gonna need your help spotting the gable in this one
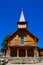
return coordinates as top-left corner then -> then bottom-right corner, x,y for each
7,29 -> 38,46
6,29 -> 39,43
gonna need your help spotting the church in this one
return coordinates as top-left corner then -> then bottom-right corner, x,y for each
3,10 -> 43,57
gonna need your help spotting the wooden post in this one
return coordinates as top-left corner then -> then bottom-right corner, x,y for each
25,49 -> 28,57
34,49 -> 36,57
34,49 -> 37,57
17,49 -> 19,57
7,47 -> 10,57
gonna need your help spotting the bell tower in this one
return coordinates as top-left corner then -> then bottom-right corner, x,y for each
17,10 -> 27,29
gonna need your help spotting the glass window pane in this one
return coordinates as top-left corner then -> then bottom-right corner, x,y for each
21,35 -> 24,44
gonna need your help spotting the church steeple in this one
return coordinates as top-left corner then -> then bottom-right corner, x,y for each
19,10 -> 25,22
17,10 -> 27,29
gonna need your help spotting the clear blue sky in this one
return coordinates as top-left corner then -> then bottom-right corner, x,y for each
0,0 -> 43,49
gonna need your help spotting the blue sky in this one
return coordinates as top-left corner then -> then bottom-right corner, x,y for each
0,0 -> 43,49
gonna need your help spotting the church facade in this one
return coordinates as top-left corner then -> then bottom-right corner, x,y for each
5,11 -> 43,57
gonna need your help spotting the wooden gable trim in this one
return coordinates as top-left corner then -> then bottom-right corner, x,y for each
6,29 -> 39,42
26,30 -> 39,42
6,30 -> 18,41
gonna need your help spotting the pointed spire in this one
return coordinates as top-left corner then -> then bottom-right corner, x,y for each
19,10 -> 25,22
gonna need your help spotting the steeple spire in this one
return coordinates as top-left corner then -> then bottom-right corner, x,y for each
17,10 -> 27,29
19,10 -> 25,22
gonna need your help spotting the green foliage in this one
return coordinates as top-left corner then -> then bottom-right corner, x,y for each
2,40 -> 8,49
0,49 -> 1,52
12,62 -> 21,64
2,62 -> 6,65
1,35 -> 10,56
2,35 -> 10,49
4,35 -> 10,40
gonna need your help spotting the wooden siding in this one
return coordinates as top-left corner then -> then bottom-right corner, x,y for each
8,34 -> 36,46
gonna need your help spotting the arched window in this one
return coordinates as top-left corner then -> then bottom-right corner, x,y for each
21,35 -> 24,44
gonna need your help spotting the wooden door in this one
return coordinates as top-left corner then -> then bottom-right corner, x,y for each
19,49 -> 25,57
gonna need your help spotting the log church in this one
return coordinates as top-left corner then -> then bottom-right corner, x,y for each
3,10 -> 43,57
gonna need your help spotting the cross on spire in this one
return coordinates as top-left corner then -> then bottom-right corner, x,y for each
19,10 -> 25,22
